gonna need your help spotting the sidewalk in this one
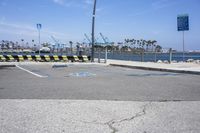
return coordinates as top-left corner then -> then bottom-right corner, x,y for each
107,59 -> 200,75
1,100 -> 200,133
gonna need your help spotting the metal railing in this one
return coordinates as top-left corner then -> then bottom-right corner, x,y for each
93,48 -> 200,63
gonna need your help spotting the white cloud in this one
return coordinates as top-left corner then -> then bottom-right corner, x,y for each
129,0 -> 177,17
96,7 -> 103,12
84,0 -> 93,5
152,0 -> 176,10
102,22 -> 113,26
0,22 -> 69,42
129,9 -> 151,17
53,0 -> 65,5
152,31 -> 161,35
52,0 -> 94,8
0,16 -> 6,24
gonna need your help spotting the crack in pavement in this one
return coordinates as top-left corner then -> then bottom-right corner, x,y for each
105,120 -> 119,133
105,103 -> 150,133
79,102 -> 151,133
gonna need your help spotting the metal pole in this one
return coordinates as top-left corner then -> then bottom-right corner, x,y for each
154,51 -> 157,63
141,50 -> 144,62
182,31 -> 185,62
169,48 -> 172,64
98,48 -> 100,63
91,0 -> 97,62
39,29 -> 41,55
105,47 -> 107,63
70,43 -> 72,55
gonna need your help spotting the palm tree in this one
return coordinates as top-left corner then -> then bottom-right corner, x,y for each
6,42 -> 9,49
121,46 -> 129,52
26,42 -> 28,49
136,40 -> 139,45
21,39 -> 24,50
151,40 -> 157,52
146,40 -> 152,52
155,45 -> 162,52
1,40 -> 5,50
140,40 -> 146,51
16,41 -> 20,50
133,40 -> 136,48
131,39 -> 135,49
69,41 -> 73,55
11,42 -> 14,50
124,39 -> 129,44
31,40 -> 34,51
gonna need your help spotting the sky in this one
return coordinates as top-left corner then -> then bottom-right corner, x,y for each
0,0 -> 200,50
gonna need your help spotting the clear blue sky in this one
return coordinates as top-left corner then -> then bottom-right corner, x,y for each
0,0 -> 200,50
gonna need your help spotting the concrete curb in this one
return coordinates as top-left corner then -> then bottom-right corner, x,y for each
110,64 -> 200,75
0,65 -> 16,68
0,62 -> 108,66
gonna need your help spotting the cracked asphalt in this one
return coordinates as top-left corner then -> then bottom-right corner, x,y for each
1,100 -> 200,133
0,64 -> 200,133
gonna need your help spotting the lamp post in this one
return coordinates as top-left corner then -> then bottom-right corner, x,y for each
21,39 -> 24,51
91,0 -> 97,62
36,24 -> 42,55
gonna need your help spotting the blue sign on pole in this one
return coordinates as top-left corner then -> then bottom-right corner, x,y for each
177,14 -> 189,31
36,24 -> 42,30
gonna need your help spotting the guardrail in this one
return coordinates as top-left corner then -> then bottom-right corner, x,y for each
0,55 -> 90,62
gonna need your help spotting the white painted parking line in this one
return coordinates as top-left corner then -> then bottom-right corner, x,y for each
16,65 -> 48,78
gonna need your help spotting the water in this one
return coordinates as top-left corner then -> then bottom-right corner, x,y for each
95,52 -> 200,62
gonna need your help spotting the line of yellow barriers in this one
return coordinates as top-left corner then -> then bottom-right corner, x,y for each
0,55 -> 90,62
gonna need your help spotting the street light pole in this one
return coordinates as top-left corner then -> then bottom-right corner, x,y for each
182,31 -> 185,61
91,0 -> 97,62
38,27 -> 41,55
36,24 -> 42,55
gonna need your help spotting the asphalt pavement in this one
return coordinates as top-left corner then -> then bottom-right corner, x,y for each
0,64 -> 200,101
1,63 -> 200,133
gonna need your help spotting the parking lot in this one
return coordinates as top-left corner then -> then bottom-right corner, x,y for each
0,64 -> 200,101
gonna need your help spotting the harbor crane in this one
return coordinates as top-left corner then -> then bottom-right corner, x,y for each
84,33 -> 99,46
51,36 -> 67,54
99,32 -> 108,44
84,34 -> 92,46
51,36 -> 60,49
51,36 -> 66,49
99,33 -> 114,45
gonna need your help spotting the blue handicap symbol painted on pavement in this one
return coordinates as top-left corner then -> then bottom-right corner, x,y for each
69,72 -> 96,77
